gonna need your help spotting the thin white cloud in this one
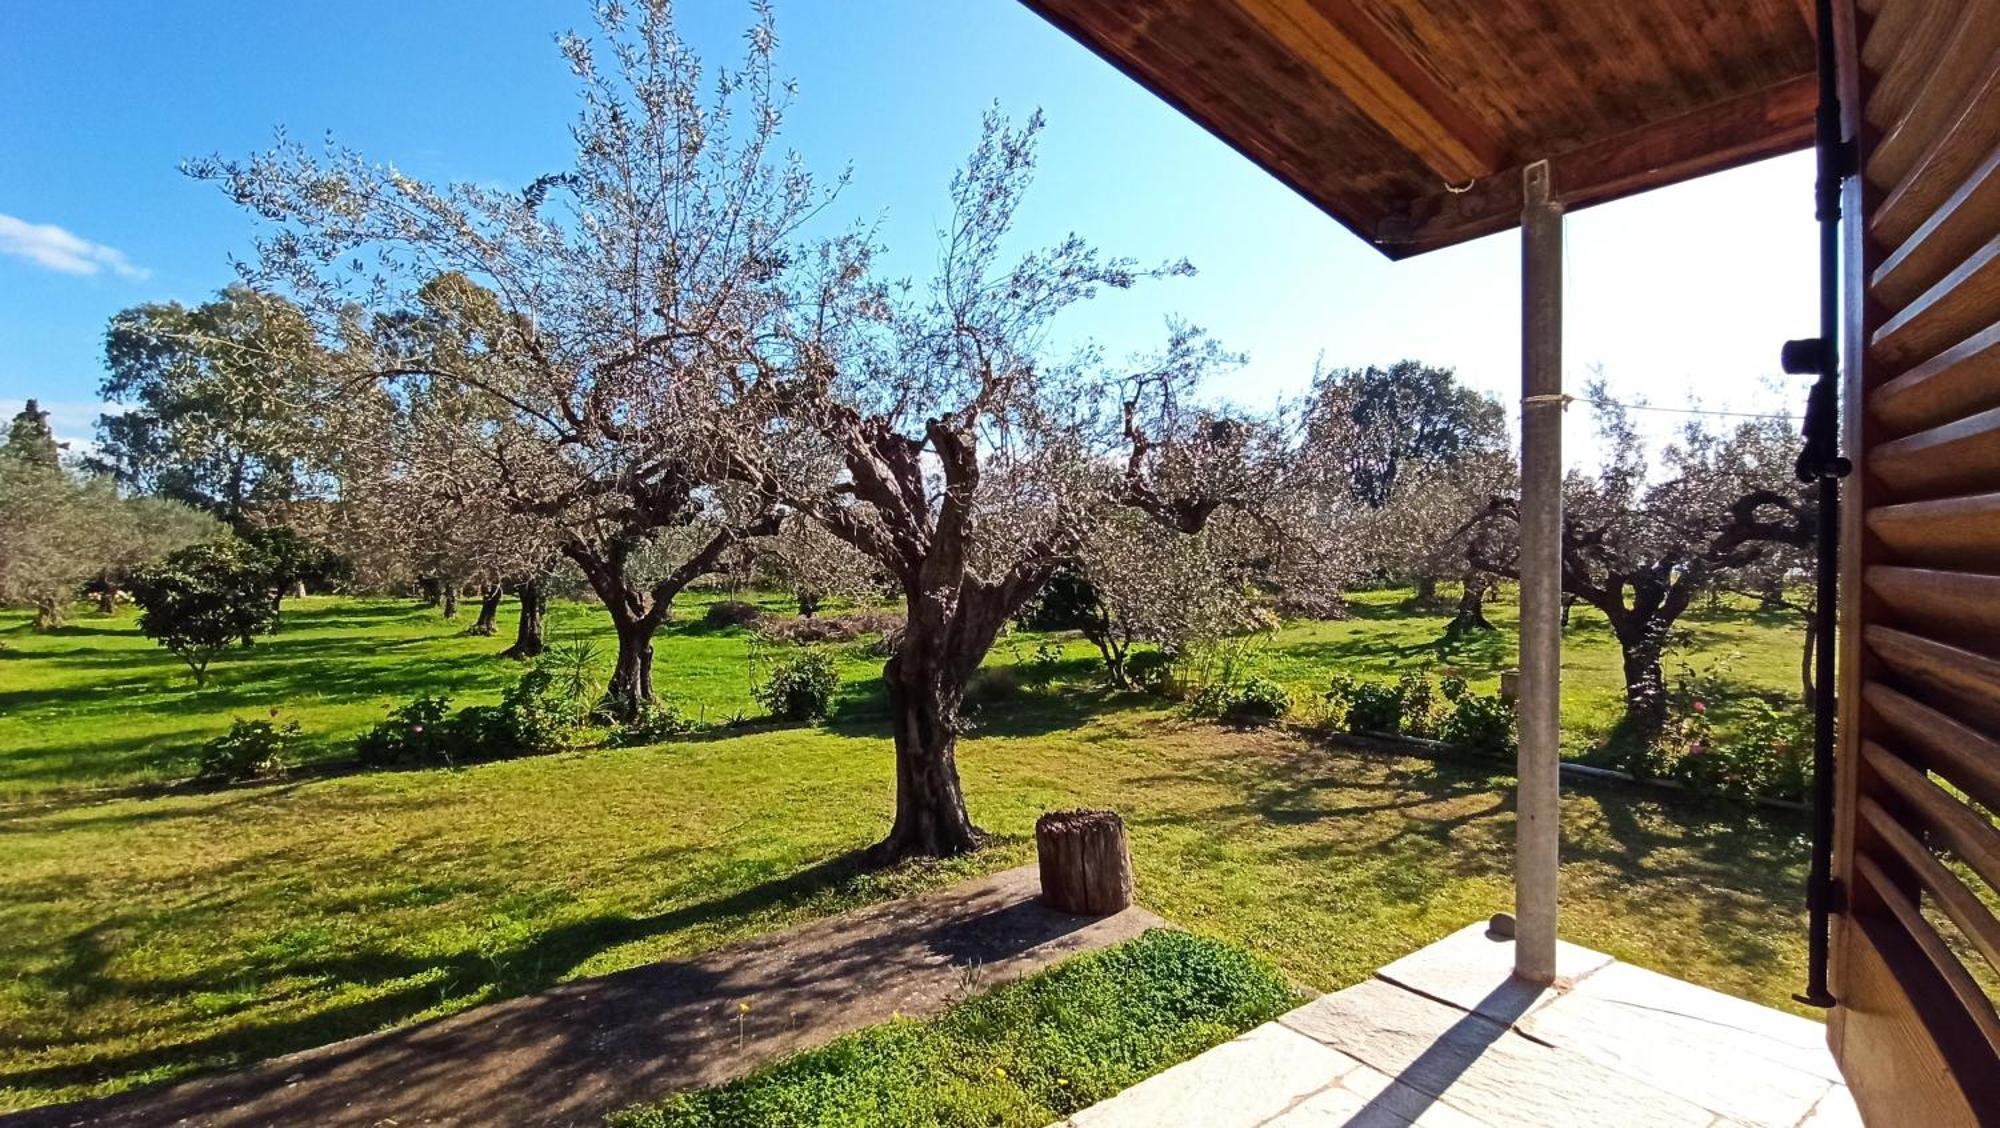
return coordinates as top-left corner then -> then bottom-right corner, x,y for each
0,213 -> 149,280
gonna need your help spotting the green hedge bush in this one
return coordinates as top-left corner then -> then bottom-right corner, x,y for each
608,929 -> 1297,1128
756,648 -> 840,722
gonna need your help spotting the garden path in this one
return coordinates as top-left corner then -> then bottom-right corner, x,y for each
7,865 -> 1161,1128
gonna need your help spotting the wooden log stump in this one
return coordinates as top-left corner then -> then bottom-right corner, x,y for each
1035,808 -> 1133,915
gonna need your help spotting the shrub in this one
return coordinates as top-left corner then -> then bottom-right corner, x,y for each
1661,695 -> 1812,803
1344,679 -> 1404,733
1125,648 -> 1171,692
1025,639 -> 1065,687
1227,676 -> 1291,722
1440,692 -> 1516,760
703,600 -> 765,629
607,701 -> 694,747
756,648 -> 840,722
196,717 -> 299,782
1396,670 -> 1444,738
129,538 -> 277,686
1189,676 -> 1291,723
356,693 -> 457,768
498,666 -> 589,755
1321,673 -> 1357,730
607,929 -> 1296,1128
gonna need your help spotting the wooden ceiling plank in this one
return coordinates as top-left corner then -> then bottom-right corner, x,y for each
1021,0 -> 1405,247
1389,74 -> 1816,254
1232,0 -> 1508,183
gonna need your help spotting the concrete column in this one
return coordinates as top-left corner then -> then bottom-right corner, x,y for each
1515,159 -> 1563,984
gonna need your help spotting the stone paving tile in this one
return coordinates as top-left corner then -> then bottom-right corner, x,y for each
1796,1084 -> 1863,1128
1520,973 -> 1835,1127
1373,921 -> 1613,1026
1266,1057 -> 1489,1127
1279,979 -> 1720,1127
1054,924 -> 1856,1128
1523,960 -> 1842,1084
1062,1023 -> 1358,1128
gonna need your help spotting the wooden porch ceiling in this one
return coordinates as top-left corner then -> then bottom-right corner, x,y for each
1022,0 -> 1820,258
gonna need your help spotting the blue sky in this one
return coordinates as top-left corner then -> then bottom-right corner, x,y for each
1,1 -> 1817,465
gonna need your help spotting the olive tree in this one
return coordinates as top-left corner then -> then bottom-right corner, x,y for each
707,116 -> 1316,860
0,412 -> 218,629
188,2 -> 819,716
1466,388 -> 1811,731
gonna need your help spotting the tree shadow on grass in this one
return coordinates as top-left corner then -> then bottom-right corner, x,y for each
0,847 -> 910,1102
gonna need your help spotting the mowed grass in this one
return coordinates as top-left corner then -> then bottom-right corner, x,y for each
0,592 -> 890,800
0,586 -> 1808,800
0,591 -> 1817,1113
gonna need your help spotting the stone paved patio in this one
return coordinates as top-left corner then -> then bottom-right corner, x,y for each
1057,921 -> 1860,1128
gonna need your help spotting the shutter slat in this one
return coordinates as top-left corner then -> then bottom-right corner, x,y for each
1867,0 -> 2000,190
1871,58 -> 2000,251
1867,490 -> 2000,567
1863,680 -> 2000,814
1871,402 -> 2000,497
1865,626 -> 2000,734
1853,852 -> 2000,1053
1869,321 -> 2000,436
1867,0 -> 1968,135
1867,566 -> 2000,642
1863,0 -> 1933,70
1870,234 -> 2000,369
1860,797 -> 2000,981
1862,741 -> 2000,893
1872,140 -> 2000,309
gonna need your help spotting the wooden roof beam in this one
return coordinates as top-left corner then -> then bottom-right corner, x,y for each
1234,0 -> 1508,184
1381,74 -> 1818,257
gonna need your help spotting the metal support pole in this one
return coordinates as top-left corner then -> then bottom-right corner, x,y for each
1516,159 -> 1563,984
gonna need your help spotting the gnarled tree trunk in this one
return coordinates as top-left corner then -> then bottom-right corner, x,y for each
873,651 -> 984,861
868,580 -> 1025,863
568,522 -> 764,722
502,578 -> 547,660
1442,572 -> 1494,638
606,614 -> 658,714
466,585 -> 504,635
1612,615 -> 1671,734
441,585 -> 459,620
1411,574 -> 1443,609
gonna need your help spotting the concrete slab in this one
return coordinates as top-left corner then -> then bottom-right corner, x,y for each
1064,1023 -> 1357,1128
1373,921 -> 1612,1025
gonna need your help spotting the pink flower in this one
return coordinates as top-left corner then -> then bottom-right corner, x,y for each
1691,701 -> 1706,713
1687,743 -> 1705,757
412,724 -> 424,733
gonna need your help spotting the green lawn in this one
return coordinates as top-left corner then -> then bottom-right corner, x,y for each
0,591 -> 1818,1114
0,586 -> 1808,801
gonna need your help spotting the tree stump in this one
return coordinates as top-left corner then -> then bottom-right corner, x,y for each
1035,808 -> 1134,915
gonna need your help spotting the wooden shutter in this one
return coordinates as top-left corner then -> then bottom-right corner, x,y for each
1831,0 -> 2000,1121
